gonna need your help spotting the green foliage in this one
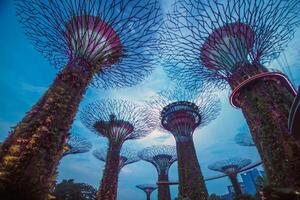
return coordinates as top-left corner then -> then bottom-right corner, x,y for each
54,179 -> 97,200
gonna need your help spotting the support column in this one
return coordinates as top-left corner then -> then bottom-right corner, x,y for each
228,174 -> 242,196
0,58 -> 94,200
158,173 -> 171,200
175,136 -> 208,200
233,66 -> 300,188
97,142 -> 121,200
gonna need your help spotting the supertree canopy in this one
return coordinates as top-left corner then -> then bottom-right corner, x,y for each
63,135 -> 92,157
234,132 -> 255,147
136,184 -> 158,200
161,0 -> 300,188
93,147 -> 140,172
138,145 -> 177,200
147,89 -> 221,199
81,99 -> 155,200
208,157 -> 252,196
0,0 -> 161,199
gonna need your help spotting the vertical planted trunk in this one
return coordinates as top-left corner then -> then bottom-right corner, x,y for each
146,193 -> 151,200
228,174 -> 242,196
234,67 -> 300,188
98,142 -> 121,200
175,136 -> 208,200
0,58 -> 94,199
158,173 -> 171,200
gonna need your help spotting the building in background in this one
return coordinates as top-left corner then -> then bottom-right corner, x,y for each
259,170 -> 266,178
241,168 -> 262,195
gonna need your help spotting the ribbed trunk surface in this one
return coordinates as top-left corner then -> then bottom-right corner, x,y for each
232,65 -> 300,187
176,137 -> 208,200
158,173 -> 171,200
97,142 -> 121,200
0,58 -> 93,200
228,174 -> 242,196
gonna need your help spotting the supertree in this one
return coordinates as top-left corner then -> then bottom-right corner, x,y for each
147,89 -> 221,199
0,0 -> 161,198
93,147 -> 140,172
136,184 -> 158,200
161,0 -> 300,188
81,99 -> 156,200
208,157 -> 252,196
288,87 -> 300,138
138,145 -> 177,200
62,135 -> 92,157
234,132 -> 255,147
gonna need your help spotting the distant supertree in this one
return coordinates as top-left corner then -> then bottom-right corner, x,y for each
234,132 -> 255,147
81,99 -> 155,200
138,145 -> 177,200
0,0 -> 161,198
63,135 -> 92,157
93,147 -> 140,172
161,0 -> 300,188
136,184 -> 158,200
208,158 -> 252,196
147,89 -> 221,199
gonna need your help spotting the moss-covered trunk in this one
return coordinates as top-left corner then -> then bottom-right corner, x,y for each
228,174 -> 242,196
0,58 -> 94,200
97,142 -> 121,200
232,65 -> 300,188
176,136 -> 208,200
158,173 -> 171,200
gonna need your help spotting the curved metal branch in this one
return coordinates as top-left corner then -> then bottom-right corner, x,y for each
93,147 -> 140,170
208,157 -> 252,175
138,145 -> 177,175
160,0 -> 300,89
63,135 -> 92,157
80,99 -> 156,144
16,0 -> 162,88
136,184 -> 157,195
146,88 -> 221,136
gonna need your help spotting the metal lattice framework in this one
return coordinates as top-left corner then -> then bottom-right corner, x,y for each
161,0 -> 300,89
138,145 -> 177,176
147,89 -> 221,139
63,135 -> 92,157
93,147 -> 140,170
136,184 -> 157,198
235,132 -> 255,147
16,0 -> 162,89
80,99 -> 156,144
208,157 -> 252,176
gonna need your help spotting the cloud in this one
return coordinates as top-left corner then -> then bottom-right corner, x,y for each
20,82 -> 47,94
135,129 -> 175,146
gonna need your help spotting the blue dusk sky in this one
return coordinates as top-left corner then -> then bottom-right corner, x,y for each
1,0 -> 300,200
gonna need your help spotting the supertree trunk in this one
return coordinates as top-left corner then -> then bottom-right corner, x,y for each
233,65 -> 300,188
146,193 -> 151,200
158,173 -> 171,200
98,142 -> 121,200
0,58 -> 94,199
228,174 -> 242,196
175,136 -> 208,200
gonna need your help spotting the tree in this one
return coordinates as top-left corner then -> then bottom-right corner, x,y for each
161,0 -> 300,188
54,179 -> 97,200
